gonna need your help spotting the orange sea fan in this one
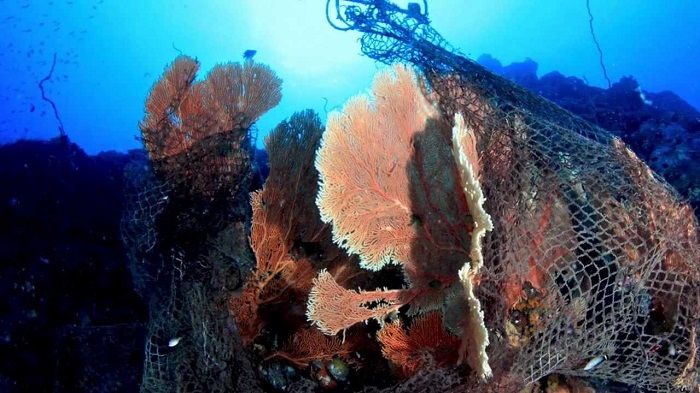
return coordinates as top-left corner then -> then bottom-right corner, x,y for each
204,60 -> 282,131
230,256 -> 316,345
139,56 -> 282,197
141,57 -> 282,160
265,327 -> 354,369
231,110 -> 346,343
377,311 -> 460,378
312,64 -> 473,324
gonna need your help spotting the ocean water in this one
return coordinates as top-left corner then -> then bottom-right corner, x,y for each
1,1 -> 698,392
1,0 -> 699,152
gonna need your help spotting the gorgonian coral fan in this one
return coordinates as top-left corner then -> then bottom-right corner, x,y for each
139,56 -> 281,197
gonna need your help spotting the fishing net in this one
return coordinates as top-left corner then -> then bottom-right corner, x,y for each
125,54 -> 279,392
324,1 -> 700,391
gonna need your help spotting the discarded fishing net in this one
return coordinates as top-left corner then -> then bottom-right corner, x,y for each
322,1 -> 700,391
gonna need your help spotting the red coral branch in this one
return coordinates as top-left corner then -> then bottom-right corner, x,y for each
265,328 -> 354,369
377,311 -> 460,378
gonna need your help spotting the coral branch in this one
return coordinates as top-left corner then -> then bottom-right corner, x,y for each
451,112 -> 493,379
38,53 -> 66,139
265,328 -> 353,369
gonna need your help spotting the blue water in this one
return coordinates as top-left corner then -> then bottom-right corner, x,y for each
1,0 -> 698,154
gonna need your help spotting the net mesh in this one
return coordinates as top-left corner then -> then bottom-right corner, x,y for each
120,153 -> 171,300
124,53 -> 273,392
326,1 -> 700,391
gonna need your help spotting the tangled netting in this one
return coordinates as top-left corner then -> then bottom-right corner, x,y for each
121,54 -> 281,392
326,1 -> 700,391
120,156 -> 255,392
139,56 -> 278,201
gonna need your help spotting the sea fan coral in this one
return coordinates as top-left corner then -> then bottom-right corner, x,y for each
312,64 -> 471,316
308,64 -> 495,379
377,311 -> 460,378
139,56 -> 281,197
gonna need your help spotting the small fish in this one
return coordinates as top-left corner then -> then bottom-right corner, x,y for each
668,343 -> 677,356
243,49 -> 257,60
168,337 -> 181,347
582,355 -> 607,371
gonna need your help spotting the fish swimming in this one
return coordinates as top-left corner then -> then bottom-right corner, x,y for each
243,49 -> 257,60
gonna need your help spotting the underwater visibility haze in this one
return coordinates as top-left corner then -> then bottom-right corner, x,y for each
1,1 -> 699,392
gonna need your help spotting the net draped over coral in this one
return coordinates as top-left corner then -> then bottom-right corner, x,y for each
313,1 -> 700,391
125,55 -> 282,392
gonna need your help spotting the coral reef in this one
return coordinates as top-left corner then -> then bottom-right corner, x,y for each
3,10 -> 700,391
